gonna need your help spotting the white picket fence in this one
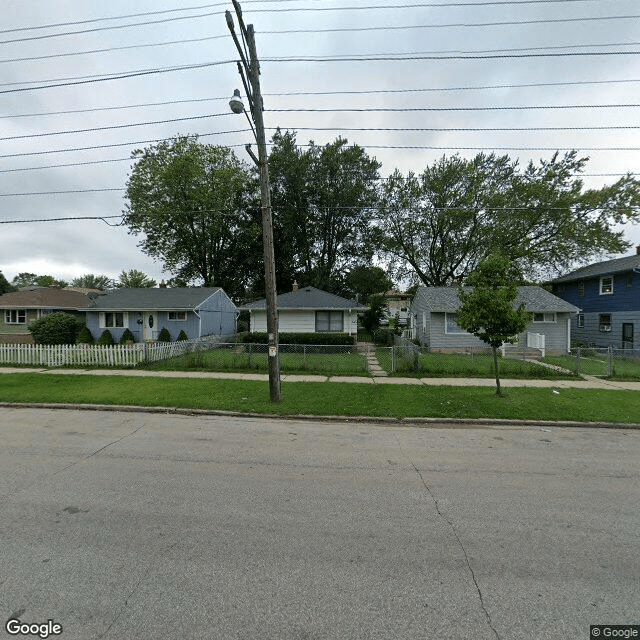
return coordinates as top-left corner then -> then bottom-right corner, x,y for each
0,337 -> 223,368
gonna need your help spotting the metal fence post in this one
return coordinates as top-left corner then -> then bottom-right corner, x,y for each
608,346 -> 613,377
576,347 -> 581,375
391,346 -> 396,372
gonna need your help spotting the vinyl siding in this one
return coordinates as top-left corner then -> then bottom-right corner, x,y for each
573,311 -> 640,348
250,309 -> 358,335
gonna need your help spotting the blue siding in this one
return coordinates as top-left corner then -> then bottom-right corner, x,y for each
553,271 -> 638,313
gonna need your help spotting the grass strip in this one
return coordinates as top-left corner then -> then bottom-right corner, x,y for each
1,373 -> 639,423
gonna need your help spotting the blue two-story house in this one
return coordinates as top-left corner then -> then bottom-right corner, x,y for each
550,248 -> 640,349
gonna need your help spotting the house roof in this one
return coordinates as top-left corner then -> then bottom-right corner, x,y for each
551,252 -> 640,283
86,287 -> 228,311
242,286 -> 368,311
0,288 -> 92,309
414,286 -> 579,313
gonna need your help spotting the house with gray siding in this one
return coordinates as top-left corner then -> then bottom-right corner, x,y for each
84,287 -> 237,343
241,283 -> 367,335
550,249 -> 640,348
409,286 -> 579,354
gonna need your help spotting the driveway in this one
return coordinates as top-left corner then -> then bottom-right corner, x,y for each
0,408 -> 638,640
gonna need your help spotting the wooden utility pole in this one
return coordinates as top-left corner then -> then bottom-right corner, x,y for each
227,1 -> 281,402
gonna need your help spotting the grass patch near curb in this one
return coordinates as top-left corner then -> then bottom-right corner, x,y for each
1,373 -> 639,423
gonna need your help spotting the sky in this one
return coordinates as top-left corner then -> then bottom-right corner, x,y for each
1,0 -> 639,287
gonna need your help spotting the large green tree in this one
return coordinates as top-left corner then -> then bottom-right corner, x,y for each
0,271 -> 16,294
11,273 -> 68,289
269,130 -> 381,293
71,274 -> 112,290
456,254 -> 532,396
123,136 -> 262,301
374,151 -> 640,285
116,269 -> 157,288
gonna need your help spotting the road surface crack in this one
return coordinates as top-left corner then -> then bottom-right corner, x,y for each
395,435 -> 500,640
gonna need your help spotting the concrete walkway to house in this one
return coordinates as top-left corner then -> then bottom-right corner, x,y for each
2,367 -> 640,391
356,341 -> 387,377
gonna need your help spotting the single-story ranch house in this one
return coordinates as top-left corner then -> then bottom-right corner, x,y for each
85,287 -> 237,342
0,287 -> 96,344
241,283 -> 367,335
409,286 -> 579,354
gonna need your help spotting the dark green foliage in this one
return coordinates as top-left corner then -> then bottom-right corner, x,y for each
344,265 -> 393,304
375,151 -> 640,284
119,328 -> 135,344
71,274 -> 112,290
372,328 -> 396,346
76,326 -> 94,344
0,271 -> 16,294
27,312 -> 84,345
361,295 -> 386,334
176,330 -> 189,341
116,269 -> 157,288
97,330 -> 114,346
157,327 -> 171,342
123,136 -> 261,300
241,332 -> 355,346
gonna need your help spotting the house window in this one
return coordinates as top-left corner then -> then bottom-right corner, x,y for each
38,309 -> 55,318
577,314 -> 584,328
444,313 -> 469,334
599,314 -> 612,333
4,309 -> 26,324
168,311 -> 187,321
315,310 -> 343,332
578,281 -> 585,297
599,276 -> 613,295
533,312 -> 556,323
102,312 -> 126,328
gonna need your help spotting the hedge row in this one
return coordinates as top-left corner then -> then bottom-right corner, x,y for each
240,332 -> 356,346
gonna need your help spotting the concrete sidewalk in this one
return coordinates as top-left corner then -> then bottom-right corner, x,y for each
2,367 -> 640,391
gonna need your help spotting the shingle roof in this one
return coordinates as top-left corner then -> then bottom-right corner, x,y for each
242,286 -> 368,310
551,253 -> 640,283
0,288 -> 92,309
415,286 -> 579,313
87,287 -> 225,310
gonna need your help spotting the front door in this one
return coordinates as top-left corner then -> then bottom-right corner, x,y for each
622,323 -> 634,349
143,312 -> 157,341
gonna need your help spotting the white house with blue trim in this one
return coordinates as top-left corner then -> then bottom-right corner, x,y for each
84,287 -> 237,342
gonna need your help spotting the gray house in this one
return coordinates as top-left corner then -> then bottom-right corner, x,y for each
409,286 -> 579,355
85,287 -> 237,343
241,283 -> 367,335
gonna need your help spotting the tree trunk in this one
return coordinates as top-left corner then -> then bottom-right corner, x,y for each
492,345 -> 503,396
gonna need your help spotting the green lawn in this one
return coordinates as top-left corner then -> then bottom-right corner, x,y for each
376,348 -> 577,380
1,372 -> 639,424
141,346 -> 369,376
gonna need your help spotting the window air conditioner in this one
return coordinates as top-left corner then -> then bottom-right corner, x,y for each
599,324 -> 612,332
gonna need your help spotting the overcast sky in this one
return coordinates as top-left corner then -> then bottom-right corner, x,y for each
1,0 -> 639,286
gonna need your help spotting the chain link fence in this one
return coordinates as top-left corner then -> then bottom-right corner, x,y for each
543,347 -> 640,379
144,342 -> 368,376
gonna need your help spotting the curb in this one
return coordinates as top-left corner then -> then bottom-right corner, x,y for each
1,402 -> 638,430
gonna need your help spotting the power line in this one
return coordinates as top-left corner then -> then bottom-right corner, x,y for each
0,215 -> 123,224
267,104 -> 640,112
3,78 -> 640,120
0,189 -> 124,197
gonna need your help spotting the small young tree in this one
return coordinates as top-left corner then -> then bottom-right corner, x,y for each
361,294 -> 386,335
456,254 -> 532,396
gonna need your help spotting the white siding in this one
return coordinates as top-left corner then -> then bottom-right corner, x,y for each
250,309 -> 359,334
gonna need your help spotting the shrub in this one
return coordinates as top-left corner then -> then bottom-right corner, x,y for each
240,332 -> 355,346
97,329 -> 114,345
157,327 -> 171,342
176,330 -> 189,341
372,328 -> 396,346
76,326 -> 94,344
119,328 -> 135,344
28,312 -> 84,345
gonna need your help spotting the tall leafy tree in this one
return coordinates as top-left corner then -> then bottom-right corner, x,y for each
11,273 -> 68,289
375,151 -> 640,284
71,274 -> 112,290
269,130 -> 381,293
344,265 -> 393,304
456,254 -> 532,396
0,271 -> 15,294
116,269 -> 157,288
123,136 -> 262,301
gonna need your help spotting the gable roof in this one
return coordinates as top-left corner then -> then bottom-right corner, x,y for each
86,287 -> 229,311
242,286 -> 368,311
551,252 -> 640,283
0,288 -> 92,309
413,286 -> 579,313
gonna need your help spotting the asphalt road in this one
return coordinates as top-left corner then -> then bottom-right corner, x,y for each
0,408 -> 638,640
